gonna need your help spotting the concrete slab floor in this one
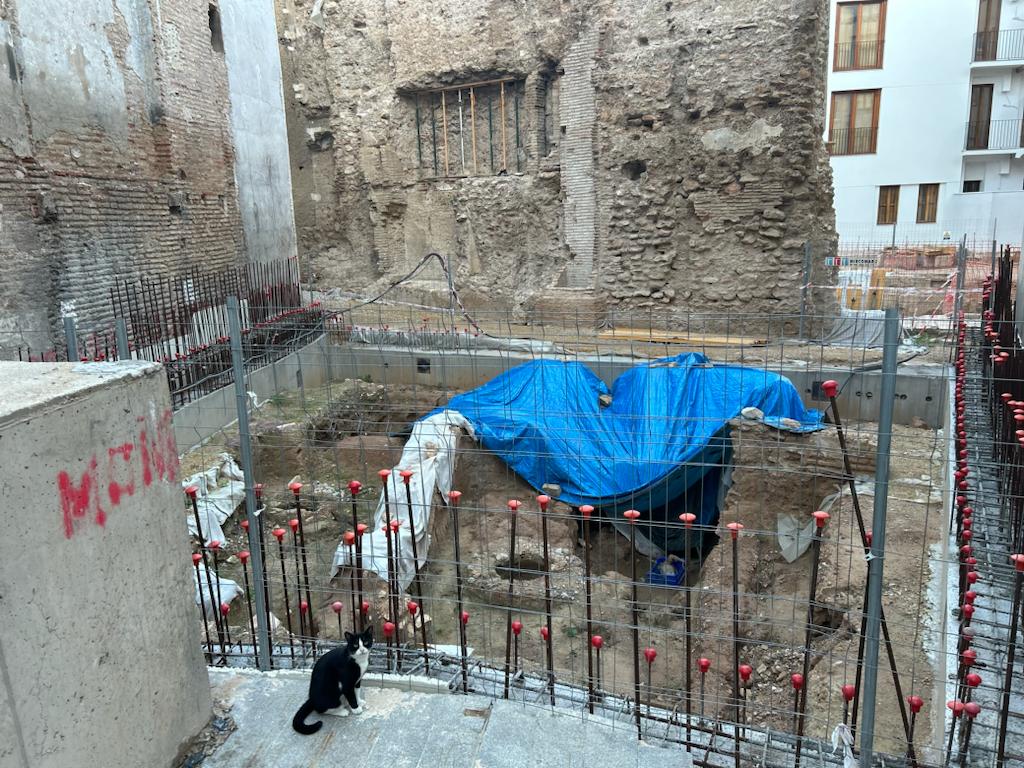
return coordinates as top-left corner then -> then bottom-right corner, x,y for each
203,668 -> 688,768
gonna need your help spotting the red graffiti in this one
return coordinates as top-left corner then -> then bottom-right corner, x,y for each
58,409 -> 179,539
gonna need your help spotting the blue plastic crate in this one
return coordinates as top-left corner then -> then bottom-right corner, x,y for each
646,556 -> 685,587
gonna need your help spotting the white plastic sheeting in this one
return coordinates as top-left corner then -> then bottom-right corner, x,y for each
192,565 -> 242,614
182,453 -> 247,545
331,410 -> 472,591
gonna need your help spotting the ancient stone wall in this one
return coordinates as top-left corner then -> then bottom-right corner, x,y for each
0,0 -> 295,352
278,0 -> 837,328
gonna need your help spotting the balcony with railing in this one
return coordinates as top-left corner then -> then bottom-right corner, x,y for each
833,39 -> 884,70
828,126 -> 878,156
964,119 -> 1024,152
973,28 -> 1024,63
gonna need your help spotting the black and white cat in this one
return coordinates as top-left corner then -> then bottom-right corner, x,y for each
292,626 -> 373,735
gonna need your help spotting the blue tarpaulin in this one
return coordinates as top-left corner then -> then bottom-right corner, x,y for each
440,353 -> 823,553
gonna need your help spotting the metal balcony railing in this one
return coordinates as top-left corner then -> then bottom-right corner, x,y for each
834,39 -> 884,70
828,126 -> 878,156
973,29 -> 1024,62
965,119 -> 1024,151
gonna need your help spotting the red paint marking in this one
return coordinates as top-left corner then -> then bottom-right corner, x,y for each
58,457 -> 103,539
107,443 -> 136,506
58,408 -> 180,539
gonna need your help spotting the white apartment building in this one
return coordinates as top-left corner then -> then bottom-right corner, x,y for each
826,0 -> 1024,248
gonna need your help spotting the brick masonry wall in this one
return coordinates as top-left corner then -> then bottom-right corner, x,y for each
0,0 -> 244,352
277,0 -> 838,330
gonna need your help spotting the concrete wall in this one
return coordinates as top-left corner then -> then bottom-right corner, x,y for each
0,361 -> 210,768
173,334 -> 328,451
277,0 -> 838,328
220,0 -> 299,265
0,0 -> 298,353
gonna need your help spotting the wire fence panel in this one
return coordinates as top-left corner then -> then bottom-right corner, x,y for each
15,243 -> 1024,766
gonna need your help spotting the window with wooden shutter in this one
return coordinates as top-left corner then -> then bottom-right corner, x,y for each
916,184 -> 939,223
876,185 -> 899,225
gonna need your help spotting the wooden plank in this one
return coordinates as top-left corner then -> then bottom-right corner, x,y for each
598,328 -> 767,346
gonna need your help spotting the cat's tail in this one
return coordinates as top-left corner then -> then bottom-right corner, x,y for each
291,699 -> 322,735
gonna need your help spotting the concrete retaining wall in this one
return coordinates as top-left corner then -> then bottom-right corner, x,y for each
0,361 -> 210,768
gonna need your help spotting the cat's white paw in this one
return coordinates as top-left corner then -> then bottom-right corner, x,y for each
350,706 -> 364,715
323,706 -> 348,718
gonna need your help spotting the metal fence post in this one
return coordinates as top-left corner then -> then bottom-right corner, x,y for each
63,316 -> 79,361
799,241 -> 812,339
952,238 -> 968,325
859,306 -> 900,767
991,239 -> 997,279
115,318 -> 130,361
228,295 -> 273,670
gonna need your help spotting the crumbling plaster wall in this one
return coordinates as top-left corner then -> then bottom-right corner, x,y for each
0,0 -> 295,352
278,0 -> 837,326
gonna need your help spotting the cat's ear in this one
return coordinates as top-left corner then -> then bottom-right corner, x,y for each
363,625 -> 374,639
344,632 -> 356,643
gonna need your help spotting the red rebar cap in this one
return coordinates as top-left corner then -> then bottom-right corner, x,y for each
580,504 -> 594,519
961,544 -> 973,557
208,540 -> 221,550
540,626 -> 550,641
448,490 -> 462,503
644,648 -> 657,664
461,610 -> 470,625
272,527 -> 286,540
727,521 -> 744,539
791,673 -> 804,691
821,380 -> 839,398
1003,393 -> 1014,402
679,512 -> 697,526
390,520 -> 400,532
966,557 -> 977,567
962,650 -> 977,669
288,481 -> 302,495
967,571 -> 979,584
812,510 -> 829,529
1012,554 -> 1024,572
965,672 -> 982,688
239,550 -> 250,563
400,470 -> 414,484
965,702 -> 981,718
963,506 -> 973,518
962,519 -> 973,531
407,600 -> 418,615
344,531 -> 356,545
220,603 -> 231,616
537,494 -> 551,511
907,695 -> 924,714
842,684 -> 856,702
739,664 -> 753,682
947,700 -> 965,716
698,657 -> 711,673
331,601 -> 343,613
383,621 -> 395,637
300,600 -> 308,614
507,499 -> 522,512
289,518 -> 299,533
591,635 -> 604,649
240,519 -> 250,531
865,530 -> 873,546
961,603 -> 975,618
357,523 -> 368,536
254,483 -> 264,499
378,469 -> 392,479
361,600 -> 370,615
348,480 -> 362,495
512,620 -> 523,636
624,509 -> 641,522
964,590 -> 977,604
192,553 -> 203,565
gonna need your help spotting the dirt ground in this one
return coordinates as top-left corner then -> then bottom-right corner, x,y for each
182,378 -> 946,758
